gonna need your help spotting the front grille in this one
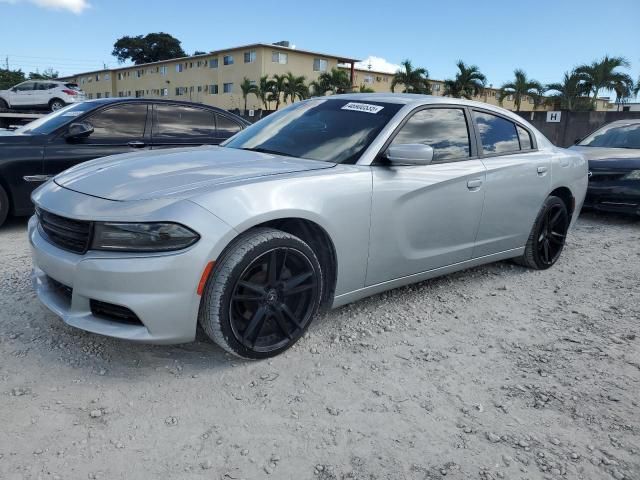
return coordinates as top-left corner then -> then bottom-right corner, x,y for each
37,209 -> 92,254
90,300 -> 143,326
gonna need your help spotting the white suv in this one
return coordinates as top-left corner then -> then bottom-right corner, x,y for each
0,80 -> 86,111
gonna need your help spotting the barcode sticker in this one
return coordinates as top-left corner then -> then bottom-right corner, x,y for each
341,102 -> 384,114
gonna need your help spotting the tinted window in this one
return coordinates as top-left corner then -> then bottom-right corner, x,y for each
14,102 -> 96,135
224,99 -> 402,164
216,115 -> 242,136
154,105 -> 216,139
86,104 -> 147,139
473,111 -> 520,154
517,125 -> 533,150
15,82 -> 35,92
580,123 -> 640,149
392,108 -> 470,162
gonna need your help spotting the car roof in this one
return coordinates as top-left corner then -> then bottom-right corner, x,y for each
605,119 -> 640,125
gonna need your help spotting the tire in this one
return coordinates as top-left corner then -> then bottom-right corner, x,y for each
516,195 -> 569,270
199,227 -> 323,359
0,98 -> 8,110
49,99 -> 65,111
0,184 -> 9,228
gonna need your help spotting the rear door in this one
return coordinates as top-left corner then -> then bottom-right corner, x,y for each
471,109 -> 551,257
43,102 -> 150,177
151,104 -> 217,149
32,82 -> 54,107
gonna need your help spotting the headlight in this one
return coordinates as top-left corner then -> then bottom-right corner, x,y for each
623,170 -> 640,180
91,222 -> 199,252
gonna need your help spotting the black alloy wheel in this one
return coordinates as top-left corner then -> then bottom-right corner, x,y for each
229,247 -> 319,353
536,203 -> 568,266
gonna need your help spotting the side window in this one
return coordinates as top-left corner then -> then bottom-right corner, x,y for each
216,114 -> 242,137
15,82 -> 35,92
516,125 -> 533,150
154,105 -> 216,139
391,108 -> 471,162
85,104 -> 147,139
473,111 -> 520,155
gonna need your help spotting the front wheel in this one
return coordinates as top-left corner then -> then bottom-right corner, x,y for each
199,228 -> 323,359
0,98 -> 8,110
0,184 -> 9,227
49,99 -> 65,111
517,195 -> 569,270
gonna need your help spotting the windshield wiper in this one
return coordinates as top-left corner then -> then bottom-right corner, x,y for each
240,147 -> 288,157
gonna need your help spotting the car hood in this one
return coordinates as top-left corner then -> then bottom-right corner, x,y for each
54,145 -> 335,201
0,130 -> 44,144
570,146 -> 640,170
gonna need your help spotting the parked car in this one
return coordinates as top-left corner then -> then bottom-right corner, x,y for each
0,80 -> 86,111
0,98 -> 250,226
570,119 -> 640,216
29,94 -> 587,359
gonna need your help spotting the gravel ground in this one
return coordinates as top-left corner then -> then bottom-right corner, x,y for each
0,212 -> 639,480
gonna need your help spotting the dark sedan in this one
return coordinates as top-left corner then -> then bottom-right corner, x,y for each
0,98 -> 249,226
571,119 -> 640,216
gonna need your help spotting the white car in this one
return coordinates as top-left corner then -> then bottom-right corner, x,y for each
0,80 -> 85,111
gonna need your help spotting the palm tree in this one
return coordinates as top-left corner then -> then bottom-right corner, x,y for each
546,71 -> 590,111
575,55 -> 633,108
318,68 -> 351,94
391,60 -> 431,94
309,78 -> 330,97
613,79 -> 633,111
358,85 -> 375,93
634,77 -> 640,97
283,72 -> 308,104
442,61 -> 486,99
498,69 -> 543,112
255,75 -> 275,111
239,77 -> 258,114
271,74 -> 287,110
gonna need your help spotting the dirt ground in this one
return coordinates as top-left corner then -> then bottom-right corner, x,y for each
0,211 -> 638,480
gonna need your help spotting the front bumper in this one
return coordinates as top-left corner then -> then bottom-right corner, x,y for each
585,181 -> 640,215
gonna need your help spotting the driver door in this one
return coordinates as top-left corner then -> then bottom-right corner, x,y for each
8,81 -> 36,107
43,102 -> 150,177
366,107 -> 487,286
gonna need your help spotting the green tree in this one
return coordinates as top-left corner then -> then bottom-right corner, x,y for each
391,60 -> 431,94
317,68 -> 351,94
112,32 -> 186,65
546,71 -> 590,111
575,55 -> 633,108
634,77 -> 640,97
239,77 -> 258,114
255,75 -> 276,110
28,68 -> 59,80
442,61 -> 486,99
612,79 -> 633,111
358,84 -> 375,93
271,74 -> 288,110
283,72 -> 308,104
0,68 -> 26,90
498,69 -> 543,112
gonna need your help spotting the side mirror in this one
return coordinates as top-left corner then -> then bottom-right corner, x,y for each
65,122 -> 94,140
385,143 -> 434,166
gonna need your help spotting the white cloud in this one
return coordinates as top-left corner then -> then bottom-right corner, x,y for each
354,56 -> 401,74
0,0 -> 90,14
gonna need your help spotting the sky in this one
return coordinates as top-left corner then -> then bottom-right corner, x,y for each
1,0 -> 639,95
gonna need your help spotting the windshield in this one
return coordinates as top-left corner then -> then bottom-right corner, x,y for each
14,102 -> 95,135
580,123 -> 640,149
223,98 -> 402,164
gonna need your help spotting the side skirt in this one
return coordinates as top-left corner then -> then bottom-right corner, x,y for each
331,247 -> 525,308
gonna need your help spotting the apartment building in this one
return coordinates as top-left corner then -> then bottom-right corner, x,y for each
61,42 -> 358,111
61,41 -> 612,112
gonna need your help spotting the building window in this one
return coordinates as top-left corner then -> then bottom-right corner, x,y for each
135,90 -> 144,98
86,93 -> 93,99
176,87 -> 187,96
95,74 -> 100,81
197,85 -> 202,92
118,91 -> 124,97
176,64 -> 184,73
433,84 -> 441,92
209,58 -> 219,68
313,58 -> 328,72
104,73 -> 110,81
159,66 -> 168,76
223,83 -> 233,93
81,78 -> 86,84
271,51 -> 288,64
161,88 -> 168,97
223,55 -> 234,66
96,92 -> 102,99
104,92 -> 110,98
209,84 -> 219,94
117,72 -> 122,80
136,69 -> 144,78
363,75 -> 374,84
244,50 -> 256,63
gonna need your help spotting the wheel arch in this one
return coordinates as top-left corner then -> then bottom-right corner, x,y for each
549,186 -> 575,218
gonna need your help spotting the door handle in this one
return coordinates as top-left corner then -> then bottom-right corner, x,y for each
127,141 -> 146,148
467,178 -> 483,190
537,166 -> 548,175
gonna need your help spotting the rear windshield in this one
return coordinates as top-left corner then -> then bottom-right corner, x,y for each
15,102 -> 95,135
580,123 -> 640,149
223,98 -> 403,164
65,83 -> 80,90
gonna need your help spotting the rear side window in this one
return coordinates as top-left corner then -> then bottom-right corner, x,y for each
85,104 -> 147,139
473,111 -> 520,155
154,105 -> 216,139
391,108 -> 471,162
517,125 -> 533,150
216,114 -> 242,136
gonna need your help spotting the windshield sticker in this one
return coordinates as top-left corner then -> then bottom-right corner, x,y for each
60,111 -> 82,117
341,102 -> 384,114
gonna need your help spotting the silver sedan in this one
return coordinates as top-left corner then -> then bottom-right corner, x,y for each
29,94 -> 588,358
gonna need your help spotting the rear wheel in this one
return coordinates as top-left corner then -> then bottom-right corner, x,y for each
199,228 -> 323,359
0,98 -> 8,110
49,99 -> 65,111
0,185 -> 9,227
517,196 -> 569,270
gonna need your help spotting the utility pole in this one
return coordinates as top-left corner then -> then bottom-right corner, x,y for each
5,56 -> 9,70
